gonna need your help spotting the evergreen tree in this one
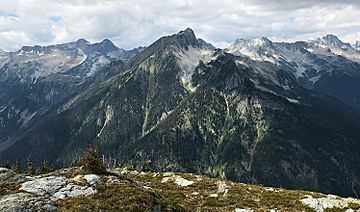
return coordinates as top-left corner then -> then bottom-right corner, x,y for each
26,156 -> 36,175
39,160 -> 53,174
80,145 -> 107,174
12,160 -> 22,174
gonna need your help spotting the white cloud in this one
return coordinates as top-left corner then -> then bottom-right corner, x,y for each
0,0 -> 359,51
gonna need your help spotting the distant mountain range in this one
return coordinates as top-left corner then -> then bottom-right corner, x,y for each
1,28 -> 360,198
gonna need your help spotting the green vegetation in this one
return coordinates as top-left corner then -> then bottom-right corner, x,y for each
26,156 -> 36,175
12,160 -> 21,174
79,145 -> 107,175
348,202 -> 360,210
58,171 -> 319,211
9,159 -> 53,175
60,183 -> 169,211
38,160 -> 53,174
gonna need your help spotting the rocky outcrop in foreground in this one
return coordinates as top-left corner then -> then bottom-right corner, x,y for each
0,167 -> 102,211
1,167 -> 360,211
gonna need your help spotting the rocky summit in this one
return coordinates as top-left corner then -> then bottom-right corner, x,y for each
1,167 -> 360,211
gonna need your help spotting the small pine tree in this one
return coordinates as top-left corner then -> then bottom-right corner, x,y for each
12,160 -> 22,174
80,145 -> 107,175
26,156 -> 36,175
39,160 -> 53,174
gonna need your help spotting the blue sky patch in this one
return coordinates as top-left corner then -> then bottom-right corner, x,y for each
49,16 -> 62,22
0,11 -> 18,18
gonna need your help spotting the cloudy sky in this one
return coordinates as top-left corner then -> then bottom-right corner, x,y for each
0,0 -> 360,51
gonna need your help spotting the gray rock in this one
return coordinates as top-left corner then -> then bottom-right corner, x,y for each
235,209 -> 254,212
300,194 -> 360,212
42,204 -> 58,212
20,176 -> 67,196
161,175 -> 194,187
174,176 -> 194,187
83,174 -> 101,185
0,168 -> 25,184
0,193 -> 38,212
52,183 -> 97,201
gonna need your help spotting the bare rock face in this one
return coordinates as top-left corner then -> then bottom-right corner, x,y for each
0,168 -> 107,211
51,184 -> 97,201
20,176 -> 68,196
19,175 -> 100,201
301,194 -> 360,212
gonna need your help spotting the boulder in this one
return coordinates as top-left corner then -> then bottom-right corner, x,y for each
83,174 -> 101,185
20,176 -> 67,196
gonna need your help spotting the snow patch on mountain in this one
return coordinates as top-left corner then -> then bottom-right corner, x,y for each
227,38 -> 276,63
309,35 -> 360,63
175,46 -> 215,92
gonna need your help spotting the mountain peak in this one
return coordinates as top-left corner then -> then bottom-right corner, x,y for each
147,27 -> 198,50
316,34 -> 351,49
226,37 -> 275,61
97,38 -> 118,50
179,27 -> 195,36
76,38 -> 90,46
100,38 -> 113,44
174,27 -> 197,46
321,34 -> 341,43
324,34 -> 340,40
89,38 -> 119,54
233,37 -> 272,47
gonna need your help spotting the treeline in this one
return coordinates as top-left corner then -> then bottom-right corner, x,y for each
1,145 -> 108,175
1,145 -> 138,176
2,156 -> 53,175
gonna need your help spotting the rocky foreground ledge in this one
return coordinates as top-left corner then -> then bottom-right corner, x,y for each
1,167 -> 360,212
